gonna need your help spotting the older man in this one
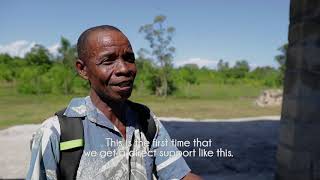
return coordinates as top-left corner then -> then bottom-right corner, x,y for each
27,25 -> 202,180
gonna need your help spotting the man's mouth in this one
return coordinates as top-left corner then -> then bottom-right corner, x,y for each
114,80 -> 133,87
111,80 -> 133,92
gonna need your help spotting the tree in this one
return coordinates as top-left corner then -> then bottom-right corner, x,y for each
183,63 -> 199,70
58,36 -> 77,69
180,64 -> 198,85
0,53 -> 12,64
25,44 -> 52,66
139,15 -> 176,97
57,37 -> 78,94
217,59 -> 229,72
275,43 -> 288,85
0,54 -> 14,81
234,60 -> 250,72
134,55 -> 157,93
231,60 -> 250,78
248,66 -> 279,87
249,66 -> 277,79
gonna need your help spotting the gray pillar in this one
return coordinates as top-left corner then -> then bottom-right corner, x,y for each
276,0 -> 320,180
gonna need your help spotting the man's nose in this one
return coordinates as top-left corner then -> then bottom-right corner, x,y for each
114,59 -> 130,76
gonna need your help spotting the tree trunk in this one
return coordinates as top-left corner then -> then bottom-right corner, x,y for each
163,73 -> 168,97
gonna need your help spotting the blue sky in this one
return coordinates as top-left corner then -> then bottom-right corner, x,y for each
0,0 -> 290,68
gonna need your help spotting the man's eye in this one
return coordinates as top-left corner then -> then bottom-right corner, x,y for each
99,57 -> 114,65
123,54 -> 135,63
101,60 -> 113,65
127,58 -> 135,63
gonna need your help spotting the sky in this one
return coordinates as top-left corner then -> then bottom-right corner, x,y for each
0,0 -> 290,69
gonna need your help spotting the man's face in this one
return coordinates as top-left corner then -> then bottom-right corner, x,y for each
83,30 -> 137,102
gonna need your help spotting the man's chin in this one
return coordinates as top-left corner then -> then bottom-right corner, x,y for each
117,91 -> 132,101
94,87 -> 133,103
111,87 -> 133,100
106,91 -> 132,103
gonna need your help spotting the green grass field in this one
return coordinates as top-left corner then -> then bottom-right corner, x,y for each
0,82 -> 281,129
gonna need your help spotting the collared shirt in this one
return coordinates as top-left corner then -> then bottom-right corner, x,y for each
26,96 -> 190,180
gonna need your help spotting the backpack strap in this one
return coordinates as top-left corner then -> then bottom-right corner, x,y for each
126,100 -> 158,178
127,100 -> 157,149
55,102 -> 157,179
55,108 -> 84,180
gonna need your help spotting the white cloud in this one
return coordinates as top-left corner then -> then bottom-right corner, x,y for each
249,63 -> 258,70
175,58 -> 218,69
0,40 -> 36,57
47,43 -> 60,56
0,40 -> 60,57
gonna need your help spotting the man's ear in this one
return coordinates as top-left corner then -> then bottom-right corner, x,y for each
75,59 -> 88,80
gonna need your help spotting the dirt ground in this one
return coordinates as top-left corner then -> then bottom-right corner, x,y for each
0,116 -> 280,180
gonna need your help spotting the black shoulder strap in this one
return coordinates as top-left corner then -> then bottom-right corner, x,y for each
55,102 -> 156,179
127,101 -> 158,178
127,101 -> 157,148
55,108 -> 84,180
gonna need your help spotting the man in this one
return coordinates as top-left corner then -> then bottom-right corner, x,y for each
27,25 -> 202,180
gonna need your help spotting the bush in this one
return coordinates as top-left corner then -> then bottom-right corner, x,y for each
0,64 -> 14,82
17,66 -> 42,94
16,64 -> 81,94
42,64 -> 76,94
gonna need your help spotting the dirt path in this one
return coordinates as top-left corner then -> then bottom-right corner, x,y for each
0,124 -> 37,179
0,116 -> 280,180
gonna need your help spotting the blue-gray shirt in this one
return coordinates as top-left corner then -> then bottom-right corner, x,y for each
26,96 -> 190,180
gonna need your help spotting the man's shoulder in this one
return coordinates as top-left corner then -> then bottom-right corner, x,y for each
29,115 -> 61,150
37,115 -> 61,135
36,95 -> 85,135
63,96 -> 88,117
37,95 -> 87,137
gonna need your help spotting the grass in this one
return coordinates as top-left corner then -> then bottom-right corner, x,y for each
0,82 -> 281,129
173,83 -> 264,100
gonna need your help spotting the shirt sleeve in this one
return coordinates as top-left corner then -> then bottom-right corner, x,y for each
150,113 -> 191,180
26,116 -> 60,180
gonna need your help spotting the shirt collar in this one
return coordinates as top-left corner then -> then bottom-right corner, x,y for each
63,96 -> 136,131
63,97 -> 87,117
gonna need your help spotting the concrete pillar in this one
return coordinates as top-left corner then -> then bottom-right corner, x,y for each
276,0 -> 320,180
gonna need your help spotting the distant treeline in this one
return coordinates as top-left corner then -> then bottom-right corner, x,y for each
0,37 -> 286,96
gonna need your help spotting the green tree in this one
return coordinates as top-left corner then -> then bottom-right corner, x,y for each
249,66 -> 276,79
139,15 -> 176,97
275,43 -> 288,85
0,53 -> 12,64
217,59 -> 229,72
0,54 -> 14,81
24,44 -> 52,67
0,54 -> 28,82
57,37 -> 78,94
231,60 -> 250,78
17,66 -> 46,94
183,63 -> 199,70
176,65 -> 198,96
248,66 -> 280,87
58,36 -> 77,69
42,64 -> 75,94
180,64 -> 198,85
234,60 -> 250,72
0,63 -> 14,82
135,56 -> 157,93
